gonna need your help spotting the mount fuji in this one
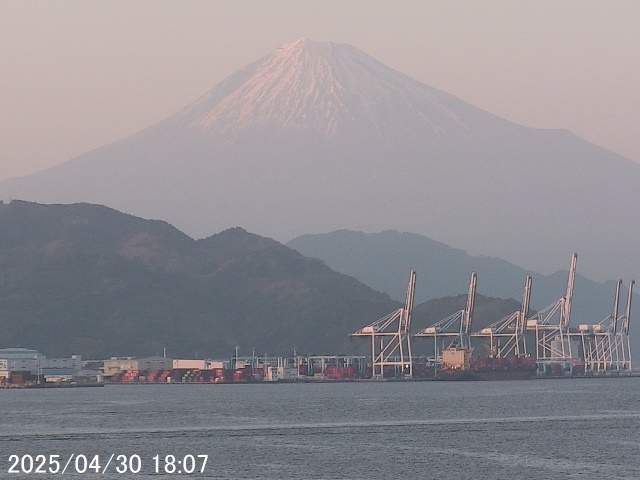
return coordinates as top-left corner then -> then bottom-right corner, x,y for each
1,38 -> 639,281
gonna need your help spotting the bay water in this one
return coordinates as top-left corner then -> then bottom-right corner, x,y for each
2,378 -> 639,479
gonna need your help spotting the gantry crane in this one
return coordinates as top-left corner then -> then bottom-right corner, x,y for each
526,253 -> 577,375
414,272 -> 477,364
472,275 -> 532,358
350,269 -> 416,379
578,279 -> 634,374
578,279 -> 621,373
614,280 -> 634,371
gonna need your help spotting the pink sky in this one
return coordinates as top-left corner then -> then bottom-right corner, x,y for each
1,0 -> 639,182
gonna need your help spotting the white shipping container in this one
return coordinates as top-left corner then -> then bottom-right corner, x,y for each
173,359 -> 206,370
205,361 -> 226,370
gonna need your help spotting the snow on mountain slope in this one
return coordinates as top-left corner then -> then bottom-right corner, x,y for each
174,38 -> 522,144
1,38 -> 639,282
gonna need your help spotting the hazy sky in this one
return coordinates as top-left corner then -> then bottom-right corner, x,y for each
1,1 -> 639,183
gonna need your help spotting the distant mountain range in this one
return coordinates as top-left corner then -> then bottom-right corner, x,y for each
289,228 -> 639,363
287,229 -> 628,328
0,38 -> 639,282
0,201 -> 520,359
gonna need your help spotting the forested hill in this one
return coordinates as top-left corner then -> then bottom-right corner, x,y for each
0,201 -> 518,359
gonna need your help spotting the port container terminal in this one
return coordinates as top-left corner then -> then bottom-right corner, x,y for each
351,253 -> 634,380
1,253 -> 635,385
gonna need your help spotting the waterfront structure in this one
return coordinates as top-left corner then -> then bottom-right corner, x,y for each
0,348 -> 43,379
471,275 -> 531,358
526,253 -> 578,375
351,269 -> 416,378
173,359 -> 207,370
414,272 -> 477,358
103,356 -> 173,376
576,279 -> 634,374
0,348 -> 82,381
43,369 -> 104,384
394,254 -> 631,379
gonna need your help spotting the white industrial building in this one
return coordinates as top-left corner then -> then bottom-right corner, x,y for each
103,356 -> 173,376
0,348 -> 83,382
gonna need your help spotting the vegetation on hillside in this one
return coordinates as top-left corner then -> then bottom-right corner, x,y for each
0,201 -> 521,359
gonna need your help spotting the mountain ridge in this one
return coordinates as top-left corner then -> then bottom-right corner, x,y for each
287,229 -> 625,327
0,201 -> 525,359
1,39 -> 639,281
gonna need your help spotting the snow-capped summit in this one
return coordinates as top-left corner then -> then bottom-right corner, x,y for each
177,38 -> 505,142
1,39 -> 640,281
189,38 -> 364,136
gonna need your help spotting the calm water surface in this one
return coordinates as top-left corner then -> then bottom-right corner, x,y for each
1,379 -> 640,479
